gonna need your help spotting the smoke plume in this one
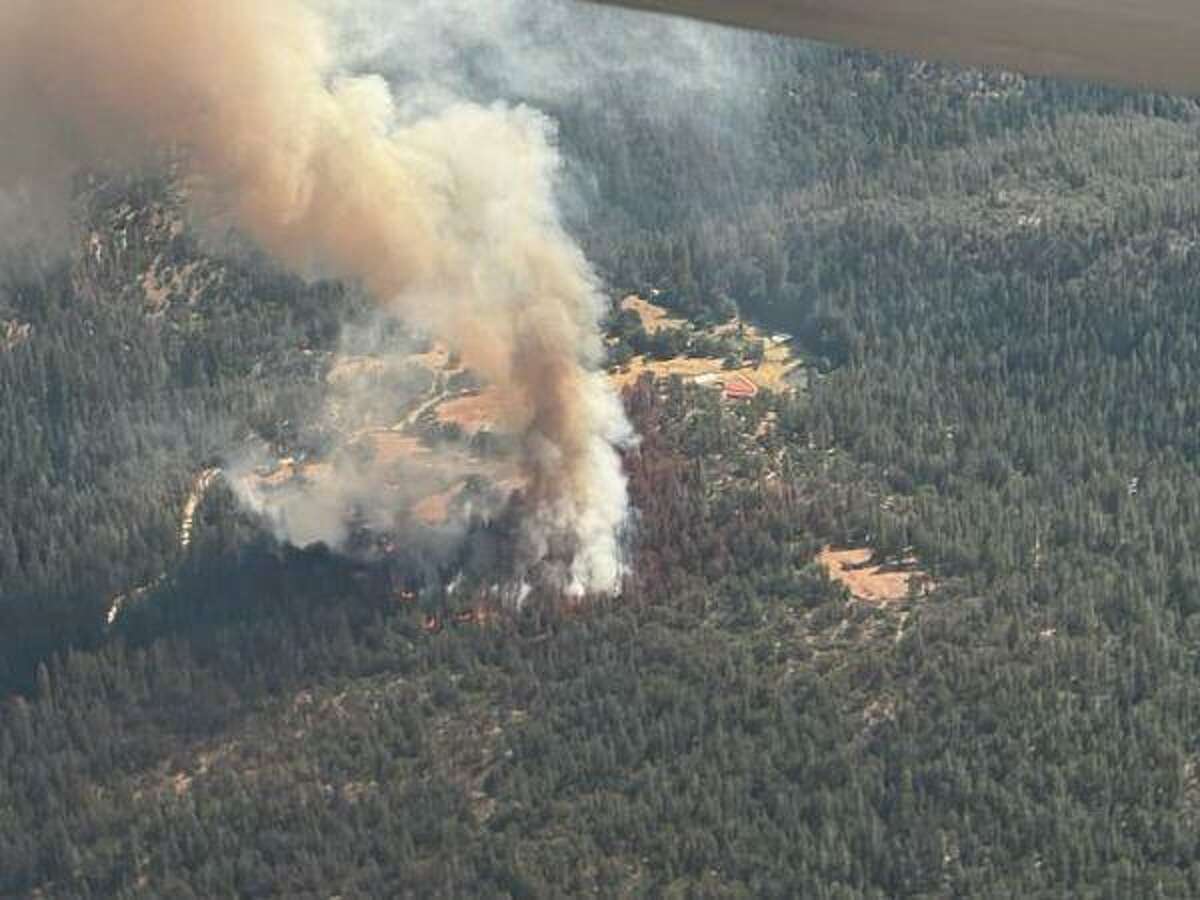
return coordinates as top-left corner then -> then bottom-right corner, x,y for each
327,0 -> 759,109
0,0 -> 633,595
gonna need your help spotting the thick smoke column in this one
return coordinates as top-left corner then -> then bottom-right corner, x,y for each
0,0 -> 632,594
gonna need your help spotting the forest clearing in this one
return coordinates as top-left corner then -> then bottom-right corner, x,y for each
611,295 -> 802,392
238,295 -> 806,534
621,294 -> 687,333
817,546 -> 932,604
435,386 -> 508,435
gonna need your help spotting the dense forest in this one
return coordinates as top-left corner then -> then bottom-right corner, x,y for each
4,16 -> 1200,898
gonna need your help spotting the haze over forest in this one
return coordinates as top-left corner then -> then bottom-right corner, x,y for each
3,1 -> 1200,896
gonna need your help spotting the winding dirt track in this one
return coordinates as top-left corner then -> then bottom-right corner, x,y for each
180,468 -> 222,551
106,467 -> 224,627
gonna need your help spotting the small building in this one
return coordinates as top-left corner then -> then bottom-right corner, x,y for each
723,373 -> 759,401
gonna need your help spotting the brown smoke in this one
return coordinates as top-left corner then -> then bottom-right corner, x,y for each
0,0 -> 632,594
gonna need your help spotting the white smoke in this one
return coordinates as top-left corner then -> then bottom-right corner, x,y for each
324,0 -> 757,107
0,0 -> 636,595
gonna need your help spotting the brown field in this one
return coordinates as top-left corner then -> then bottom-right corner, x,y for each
610,354 -> 735,388
621,294 -> 687,333
328,340 -> 458,388
611,296 -> 800,393
610,351 -> 796,393
363,432 -> 429,467
754,341 -> 800,389
325,356 -> 387,386
817,546 -> 932,604
412,469 -> 527,526
412,482 -> 464,526
436,387 -> 509,434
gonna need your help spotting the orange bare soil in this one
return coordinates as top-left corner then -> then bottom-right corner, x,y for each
817,546 -> 932,604
436,386 -> 507,434
412,482 -> 464,526
363,432 -> 429,467
259,458 -> 332,488
327,341 -> 457,388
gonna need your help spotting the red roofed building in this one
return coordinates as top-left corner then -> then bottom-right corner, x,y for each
723,373 -> 759,401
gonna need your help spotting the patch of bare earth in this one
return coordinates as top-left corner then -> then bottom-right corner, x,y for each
139,256 -> 220,313
413,482 -> 464,526
1,319 -> 32,351
363,431 -> 430,468
409,341 -> 459,374
325,355 -> 387,386
621,294 -> 687,333
818,546 -> 933,604
610,349 -> 795,394
436,386 -> 509,435
1184,756 -> 1200,828
611,296 -> 800,394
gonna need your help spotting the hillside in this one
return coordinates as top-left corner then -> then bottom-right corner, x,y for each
4,18 -> 1200,899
